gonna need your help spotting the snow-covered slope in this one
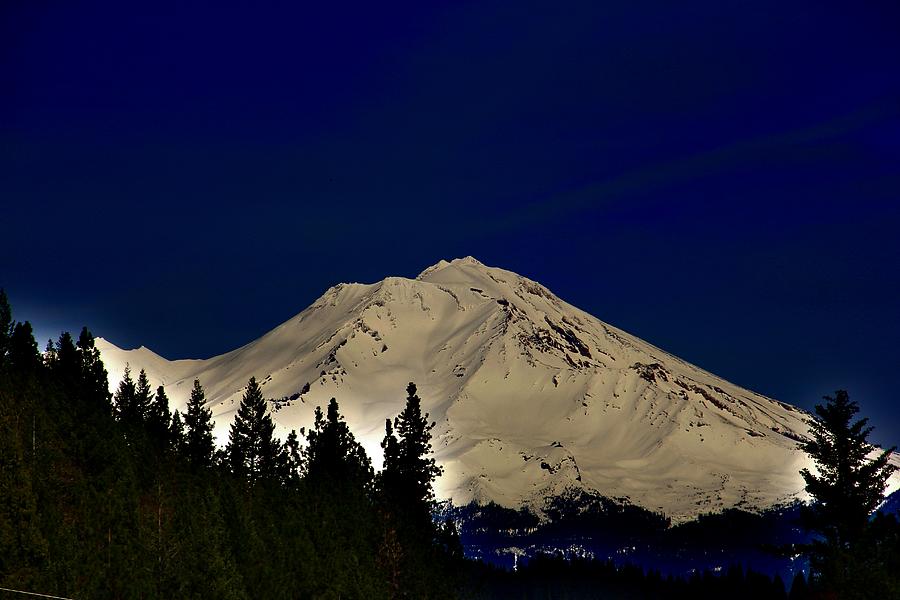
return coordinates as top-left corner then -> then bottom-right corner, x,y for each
95,257 -> 899,521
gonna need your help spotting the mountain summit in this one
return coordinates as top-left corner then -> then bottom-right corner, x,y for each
96,257 -> 885,520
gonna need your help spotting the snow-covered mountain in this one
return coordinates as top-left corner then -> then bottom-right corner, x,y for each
95,257 -> 899,521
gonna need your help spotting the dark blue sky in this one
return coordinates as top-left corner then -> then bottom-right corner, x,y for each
2,1 -> 899,442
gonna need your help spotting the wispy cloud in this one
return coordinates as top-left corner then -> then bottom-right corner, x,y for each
483,98 -> 899,233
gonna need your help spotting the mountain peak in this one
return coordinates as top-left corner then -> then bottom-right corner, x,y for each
454,255 -> 485,266
417,256 -> 488,280
93,259 -> 879,521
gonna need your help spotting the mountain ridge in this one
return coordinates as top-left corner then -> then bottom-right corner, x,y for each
95,257 -> 900,521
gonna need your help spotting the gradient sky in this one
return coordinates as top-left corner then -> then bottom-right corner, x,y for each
2,1 -> 899,443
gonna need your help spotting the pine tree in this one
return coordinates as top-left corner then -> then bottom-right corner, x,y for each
134,368 -> 153,425
378,418 -> 402,501
799,390 -> 897,596
8,322 -> 41,373
226,377 -> 280,486
113,364 -> 137,425
281,429 -> 302,486
52,331 -> 79,389
390,382 -> 442,530
169,410 -> 186,457
302,399 -> 380,597
376,383 -> 447,596
304,398 -> 373,488
76,327 -> 110,411
184,379 -> 216,469
147,385 -> 172,448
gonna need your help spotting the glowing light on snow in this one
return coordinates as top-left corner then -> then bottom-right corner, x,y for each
92,257 -> 900,521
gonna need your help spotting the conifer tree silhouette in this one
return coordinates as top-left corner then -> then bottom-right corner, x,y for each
227,376 -> 279,485
304,397 -> 372,488
147,385 -> 172,447
390,382 -> 442,531
113,364 -> 137,425
134,368 -> 153,425
184,379 -> 216,469
799,390 -> 897,595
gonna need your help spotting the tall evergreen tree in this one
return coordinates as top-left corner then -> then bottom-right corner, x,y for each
281,429 -> 302,486
169,410 -> 186,457
378,418 -> 402,500
226,376 -> 280,485
302,398 -> 380,597
113,364 -> 137,425
304,398 -> 373,489
147,385 -> 172,448
376,383 -> 447,596
387,382 -> 442,530
75,327 -> 110,410
799,390 -> 897,596
52,331 -> 79,387
8,322 -> 41,373
134,368 -> 153,425
183,379 -> 216,469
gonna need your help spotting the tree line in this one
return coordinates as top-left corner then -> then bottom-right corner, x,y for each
0,290 -> 461,598
1,287 -> 899,599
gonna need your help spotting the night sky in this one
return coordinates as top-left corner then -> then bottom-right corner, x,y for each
2,1 -> 899,443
